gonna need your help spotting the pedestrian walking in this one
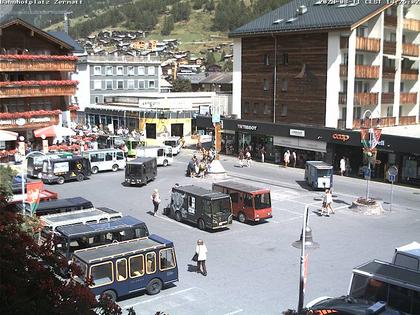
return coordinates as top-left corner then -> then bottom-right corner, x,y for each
283,150 -> 290,167
260,146 -> 265,163
321,189 -> 334,216
151,189 -> 161,216
340,157 -> 346,176
245,150 -> 251,167
292,151 -> 297,168
238,150 -> 244,168
195,239 -> 207,276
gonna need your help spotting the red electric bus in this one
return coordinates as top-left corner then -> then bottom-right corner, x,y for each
212,181 -> 272,223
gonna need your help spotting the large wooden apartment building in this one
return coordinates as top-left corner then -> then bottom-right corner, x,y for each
0,19 -> 79,140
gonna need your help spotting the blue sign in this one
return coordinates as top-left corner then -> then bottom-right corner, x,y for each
388,174 -> 396,182
364,168 -> 371,180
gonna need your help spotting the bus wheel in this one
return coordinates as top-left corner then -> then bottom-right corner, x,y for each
57,177 -> 65,185
76,174 -> 84,182
163,159 -> 168,167
146,278 -> 162,295
238,212 -> 246,223
197,218 -> 205,230
175,211 -> 182,222
91,166 -> 99,174
102,290 -> 117,302
112,164 -> 119,172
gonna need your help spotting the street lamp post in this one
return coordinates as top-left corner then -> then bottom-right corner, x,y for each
362,110 -> 374,200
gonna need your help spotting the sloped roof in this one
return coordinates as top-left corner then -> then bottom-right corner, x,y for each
0,18 -> 74,51
230,0 -> 391,37
48,31 -> 84,53
177,73 -> 207,84
200,72 -> 232,85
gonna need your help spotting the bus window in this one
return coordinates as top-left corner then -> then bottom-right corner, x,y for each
413,291 -> 420,313
90,262 -> 113,287
116,152 -> 124,160
255,193 -> 271,210
160,248 -> 176,270
134,227 -> 148,238
204,200 -> 211,215
146,252 -> 156,274
244,194 -> 253,207
158,149 -> 164,157
388,285 -> 411,313
212,198 -> 231,214
129,255 -> 144,278
105,152 -> 113,161
230,193 -> 239,203
116,258 -> 128,281
91,153 -> 104,162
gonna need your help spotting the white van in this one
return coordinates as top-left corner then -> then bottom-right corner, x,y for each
82,149 -> 126,174
163,136 -> 182,155
136,146 -> 173,166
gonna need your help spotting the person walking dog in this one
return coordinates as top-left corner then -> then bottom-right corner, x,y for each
195,239 -> 207,276
151,189 -> 161,216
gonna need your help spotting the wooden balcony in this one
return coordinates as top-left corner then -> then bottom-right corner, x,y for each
356,36 -> 380,52
0,110 -> 60,130
338,92 -> 378,106
0,81 -> 77,98
339,64 -> 380,79
400,92 -> 417,104
402,43 -> 420,57
355,92 -> 378,106
403,18 -> 420,32
0,56 -> 77,72
399,116 -> 417,125
385,15 -> 397,27
382,92 -> 394,104
382,67 -> 396,80
401,69 -> 419,81
353,117 -> 396,128
383,41 -> 396,55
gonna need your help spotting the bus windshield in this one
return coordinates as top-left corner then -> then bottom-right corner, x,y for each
318,169 -> 332,176
254,193 -> 271,210
72,257 -> 87,282
164,140 -> 177,147
212,198 -> 231,214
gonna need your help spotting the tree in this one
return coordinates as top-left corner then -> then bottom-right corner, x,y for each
204,0 -> 215,12
0,166 -> 16,209
172,78 -> 192,92
171,1 -> 191,22
192,0 -> 204,10
223,59 -> 233,72
206,51 -> 216,65
0,211 -> 122,315
161,15 -> 174,36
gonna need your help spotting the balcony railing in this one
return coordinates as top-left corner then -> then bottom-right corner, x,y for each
356,37 -> 381,52
400,92 -> 417,104
383,41 -> 396,55
403,18 -> 420,32
385,15 -> 397,27
399,116 -> 417,125
353,117 -> 396,128
382,67 -> 396,80
339,64 -> 380,79
401,69 -> 419,81
382,92 -> 394,104
0,110 -> 60,129
0,80 -> 78,98
402,43 -> 420,57
0,55 -> 77,72
355,92 -> 378,106
338,92 -> 378,106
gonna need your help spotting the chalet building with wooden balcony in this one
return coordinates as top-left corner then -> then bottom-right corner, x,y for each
197,1 -> 420,186
0,18 -> 79,141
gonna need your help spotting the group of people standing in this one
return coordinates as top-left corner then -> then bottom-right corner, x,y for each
283,150 -> 297,168
186,148 -> 216,178
339,156 -> 352,176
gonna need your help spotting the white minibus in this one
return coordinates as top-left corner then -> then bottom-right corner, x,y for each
82,149 -> 126,174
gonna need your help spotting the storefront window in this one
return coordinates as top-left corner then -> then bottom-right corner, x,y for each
402,155 -> 419,182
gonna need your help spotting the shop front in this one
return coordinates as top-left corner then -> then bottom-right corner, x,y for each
196,116 -> 420,186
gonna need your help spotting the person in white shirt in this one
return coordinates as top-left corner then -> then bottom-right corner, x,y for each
195,239 -> 208,276
151,189 -> 161,216
340,157 -> 346,176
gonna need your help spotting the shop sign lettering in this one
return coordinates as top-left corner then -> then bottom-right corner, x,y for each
29,117 -> 51,123
289,129 -> 305,137
0,116 -> 51,127
332,133 -> 350,142
0,119 -> 14,125
237,124 -> 257,131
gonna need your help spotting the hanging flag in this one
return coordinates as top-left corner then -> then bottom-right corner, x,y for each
371,128 -> 382,149
26,181 -> 44,215
360,128 -> 370,148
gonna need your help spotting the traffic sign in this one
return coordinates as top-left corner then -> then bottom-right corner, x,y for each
364,168 -> 371,180
388,174 -> 396,182
388,166 -> 398,177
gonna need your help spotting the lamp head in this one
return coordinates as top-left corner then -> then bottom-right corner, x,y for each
41,134 -> 46,140
19,136 -> 25,142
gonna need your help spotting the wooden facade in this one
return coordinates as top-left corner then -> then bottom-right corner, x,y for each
241,33 -> 328,126
402,43 -> 420,57
403,18 -> 420,32
0,19 -> 76,132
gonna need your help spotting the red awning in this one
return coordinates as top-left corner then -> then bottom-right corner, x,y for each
34,125 -> 76,138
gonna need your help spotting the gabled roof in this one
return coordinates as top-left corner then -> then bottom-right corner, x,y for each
0,18 -> 74,51
200,72 -> 232,85
229,0 -> 391,37
49,31 -> 84,53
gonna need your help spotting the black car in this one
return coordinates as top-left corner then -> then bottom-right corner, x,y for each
41,156 -> 91,184
125,157 -> 157,186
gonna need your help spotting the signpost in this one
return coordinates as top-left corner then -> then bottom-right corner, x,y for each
387,166 -> 398,212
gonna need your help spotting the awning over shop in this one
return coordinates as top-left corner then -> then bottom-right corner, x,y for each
34,125 -> 76,138
273,136 -> 327,153
0,130 -> 18,141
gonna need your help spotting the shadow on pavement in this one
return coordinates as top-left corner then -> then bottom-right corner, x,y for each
187,264 -> 199,273
295,180 -> 313,191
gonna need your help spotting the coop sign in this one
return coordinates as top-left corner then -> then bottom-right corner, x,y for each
237,124 -> 257,131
